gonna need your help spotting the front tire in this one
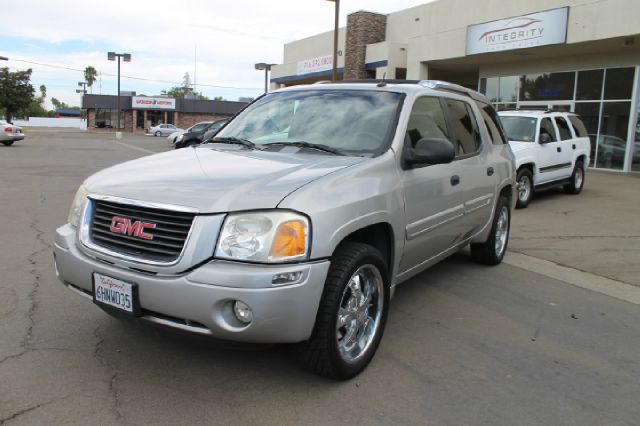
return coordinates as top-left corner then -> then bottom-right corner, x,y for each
2,141 -> 14,146
515,168 -> 533,209
471,194 -> 511,265
154,131 -> 161,137
564,160 -> 585,194
293,242 -> 389,380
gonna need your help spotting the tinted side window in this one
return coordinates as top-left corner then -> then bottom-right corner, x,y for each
539,118 -> 558,142
475,101 -> 507,145
555,116 -> 572,140
568,115 -> 588,138
405,97 -> 448,147
445,99 -> 481,156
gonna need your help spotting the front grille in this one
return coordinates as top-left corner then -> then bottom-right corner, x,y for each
89,199 -> 195,263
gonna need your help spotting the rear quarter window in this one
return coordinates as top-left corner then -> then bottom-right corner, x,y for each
474,101 -> 507,145
568,115 -> 589,138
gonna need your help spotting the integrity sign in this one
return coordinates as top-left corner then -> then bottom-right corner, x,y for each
466,7 -> 568,55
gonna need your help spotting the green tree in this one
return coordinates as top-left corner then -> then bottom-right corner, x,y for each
39,85 -> 46,104
25,100 -> 48,117
51,97 -> 69,110
166,86 -> 185,98
213,96 -> 225,101
0,67 -> 35,122
84,66 -> 98,93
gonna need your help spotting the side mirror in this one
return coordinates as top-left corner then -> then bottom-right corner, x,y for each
539,133 -> 552,144
404,137 -> 455,167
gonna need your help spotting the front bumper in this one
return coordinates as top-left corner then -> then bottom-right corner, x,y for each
53,224 -> 330,343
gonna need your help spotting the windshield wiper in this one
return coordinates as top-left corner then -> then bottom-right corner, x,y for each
207,137 -> 256,150
262,141 -> 345,156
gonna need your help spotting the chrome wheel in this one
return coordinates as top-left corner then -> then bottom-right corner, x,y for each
336,264 -> 384,363
494,206 -> 509,257
574,166 -> 584,189
518,175 -> 531,203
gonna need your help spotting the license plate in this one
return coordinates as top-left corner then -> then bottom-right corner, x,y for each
92,272 -> 140,316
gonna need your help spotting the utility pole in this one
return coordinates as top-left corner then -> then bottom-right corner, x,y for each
107,52 -> 132,130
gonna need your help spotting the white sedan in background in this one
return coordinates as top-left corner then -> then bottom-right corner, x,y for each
0,120 -> 25,146
148,124 -> 183,137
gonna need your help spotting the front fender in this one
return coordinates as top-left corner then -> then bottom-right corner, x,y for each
277,151 -> 406,284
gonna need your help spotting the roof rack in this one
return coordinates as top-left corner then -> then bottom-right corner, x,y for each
417,80 -> 489,102
312,79 -> 490,102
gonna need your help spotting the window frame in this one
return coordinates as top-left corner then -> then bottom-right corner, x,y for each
554,115 -> 573,140
400,95 -> 452,170
538,117 -> 559,143
442,97 -> 484,159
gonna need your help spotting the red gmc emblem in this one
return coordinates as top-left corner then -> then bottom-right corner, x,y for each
109,216 -> 157,240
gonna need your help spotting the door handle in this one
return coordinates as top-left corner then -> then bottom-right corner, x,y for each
487,167 -> 494,176
572,144 -> 576,150
450,175 -> 460,186
557,147 -> 562,152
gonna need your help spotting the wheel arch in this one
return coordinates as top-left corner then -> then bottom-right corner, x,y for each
517,162 -> 536,174
332,222 -> 395,280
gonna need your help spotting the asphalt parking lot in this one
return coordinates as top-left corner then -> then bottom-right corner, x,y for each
1,130 -> 639,425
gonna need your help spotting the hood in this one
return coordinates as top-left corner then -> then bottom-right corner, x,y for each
84,146 -> 366,213
507,140 -> 535,153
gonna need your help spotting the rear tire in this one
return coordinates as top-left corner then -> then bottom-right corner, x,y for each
563,160 -> 584,194
2,141 -> 14,146
471,194 -> 510,265
515,168 -> 533,209
293,241 -> 389,380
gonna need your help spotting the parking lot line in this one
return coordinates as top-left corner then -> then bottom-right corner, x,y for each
114,141 -> 156,155
504,251 -> 640,305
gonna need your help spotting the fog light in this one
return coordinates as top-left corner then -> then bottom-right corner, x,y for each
233,300 -> 253,324
272,271 -> 302,286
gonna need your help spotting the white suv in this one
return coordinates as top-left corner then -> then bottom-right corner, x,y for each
499,110 -> 590,208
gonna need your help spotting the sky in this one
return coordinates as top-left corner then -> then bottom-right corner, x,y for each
2,0 -> 433,110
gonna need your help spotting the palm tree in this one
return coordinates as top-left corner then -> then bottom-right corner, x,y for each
84,66 -> 98,93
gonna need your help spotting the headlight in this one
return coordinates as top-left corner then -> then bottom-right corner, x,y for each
67,185 -> 89,228
215,211 -> 310,263
176,135 -> 184,142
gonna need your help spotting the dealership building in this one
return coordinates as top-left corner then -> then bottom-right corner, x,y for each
82,94 -> 246,133
271,0 -> 640,172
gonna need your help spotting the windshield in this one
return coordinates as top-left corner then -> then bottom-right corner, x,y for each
215,90 -> 402,155
500,116 -> 537,142
190,122 -> 211,133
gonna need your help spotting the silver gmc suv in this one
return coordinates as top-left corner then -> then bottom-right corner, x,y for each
54,80 -> 516,379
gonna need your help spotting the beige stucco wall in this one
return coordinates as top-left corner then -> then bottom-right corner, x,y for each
273,0 -> 640,81
399,0 -> 640,77
271,28 -> 346,80
479,50 -> 640,78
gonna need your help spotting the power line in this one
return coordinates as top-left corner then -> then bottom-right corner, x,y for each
10,58 -> 263,91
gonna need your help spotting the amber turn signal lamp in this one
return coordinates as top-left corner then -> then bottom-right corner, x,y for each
270,220 -> 307,260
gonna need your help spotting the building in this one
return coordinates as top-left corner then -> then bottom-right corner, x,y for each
82,94 -> 247,133
54,109 -> 81,118
271,0 -> 640,173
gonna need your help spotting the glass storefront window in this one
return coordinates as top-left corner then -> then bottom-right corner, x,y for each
574,102 -> 601,166
633,109 -> 640,172
95,109 -> 124,128
519,71 -> 575,101
495,103 -> 517,111
480,77 -> 498,102
604,67 -> 635,100
576,69 -> 603,101
482,67 -> 637,171
498,76 -> 519,102
597,101 -> 631,170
